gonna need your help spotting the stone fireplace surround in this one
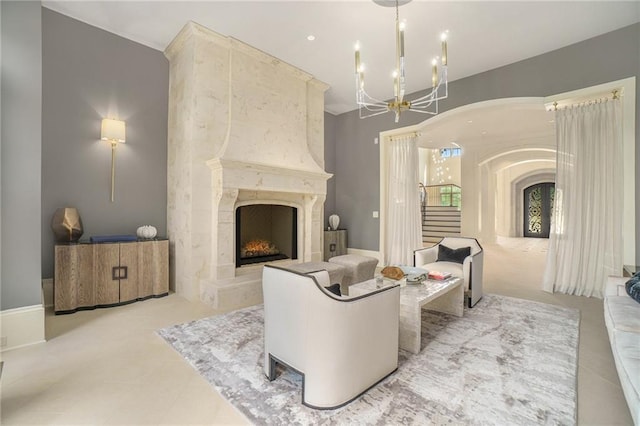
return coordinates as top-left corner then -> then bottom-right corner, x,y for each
165,22 -> 330,309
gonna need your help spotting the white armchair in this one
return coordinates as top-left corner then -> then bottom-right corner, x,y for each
414,237 -> 484,307
262,264 -> 400,409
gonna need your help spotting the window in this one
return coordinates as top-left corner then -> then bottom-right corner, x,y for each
439,148 -> 461,158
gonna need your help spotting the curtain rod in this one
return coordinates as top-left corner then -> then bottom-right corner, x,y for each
548,89 -> 620,111
388,131 -> 421,141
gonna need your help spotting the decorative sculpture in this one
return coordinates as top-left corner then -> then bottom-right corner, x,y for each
329,214 -> 340,231
136,225 -> 158,239
51,207 -> 84,243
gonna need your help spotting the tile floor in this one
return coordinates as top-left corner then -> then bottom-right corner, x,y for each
0,237 -> 634,425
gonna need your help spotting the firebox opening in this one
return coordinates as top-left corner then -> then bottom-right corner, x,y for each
235,204 -> 298,267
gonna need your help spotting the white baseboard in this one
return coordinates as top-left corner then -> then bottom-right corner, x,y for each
42,278 -> 53,308
1,304 -> 45,352
347,248 -> 383,263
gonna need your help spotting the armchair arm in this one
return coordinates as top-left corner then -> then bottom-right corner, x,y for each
605,276 -> 628,297
414,246 -> 438,267
467,250 -> 484,307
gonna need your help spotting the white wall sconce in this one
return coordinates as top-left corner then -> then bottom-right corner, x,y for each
100,118 -> 126,202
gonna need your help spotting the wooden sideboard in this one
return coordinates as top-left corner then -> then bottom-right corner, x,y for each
54,239 -> 169,314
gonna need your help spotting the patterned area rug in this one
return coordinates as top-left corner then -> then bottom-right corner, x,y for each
158,294 -> 579,425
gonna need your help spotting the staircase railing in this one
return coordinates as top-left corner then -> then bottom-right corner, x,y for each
420,183 -> 461,208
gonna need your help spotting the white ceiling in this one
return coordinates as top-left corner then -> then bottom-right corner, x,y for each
414,99 -> 555,149
43,1 -> 640,116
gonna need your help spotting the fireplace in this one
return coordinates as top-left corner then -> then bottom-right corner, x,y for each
165,22 -> 331,309
236,204 -> 297,266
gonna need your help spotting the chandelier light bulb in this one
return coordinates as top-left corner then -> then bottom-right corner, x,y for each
355,41 -> 361,51
399,21 -> 406,31
431,58 -> 438,88
441,32 -> 448,66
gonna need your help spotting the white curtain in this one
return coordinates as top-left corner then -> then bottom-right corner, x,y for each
386,134 -> 422,266
543,99 -> 623,298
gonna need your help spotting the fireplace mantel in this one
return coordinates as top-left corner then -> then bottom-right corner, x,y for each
207,158 -> 331,195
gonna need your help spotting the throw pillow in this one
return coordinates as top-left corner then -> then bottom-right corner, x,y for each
381,266 -> 405,280
325,283 -> 342,296
625,274 -> 640,304
437,244 -> 471,264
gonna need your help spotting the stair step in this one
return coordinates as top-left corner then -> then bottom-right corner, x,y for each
422,209 -> 461,214
422,230 -> 462,238
423,226 -> 461,233
423,206 -> 461,212
423,216 -> 461,222
422,216 -> 462,223
422,237 -> 442,244
423,210 -> 461,217
422,220 -> 461,227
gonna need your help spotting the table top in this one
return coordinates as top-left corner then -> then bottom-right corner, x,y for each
352,276 -> 463,307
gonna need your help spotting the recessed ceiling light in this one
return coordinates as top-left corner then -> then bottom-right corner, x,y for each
481,131 -> 487,135
467,120 -> 473,124
307,35 -> 316,41
549,119 -> 555,123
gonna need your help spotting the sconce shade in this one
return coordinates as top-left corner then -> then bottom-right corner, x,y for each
101,118 -> 126,143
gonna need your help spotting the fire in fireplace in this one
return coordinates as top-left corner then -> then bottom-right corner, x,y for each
236,204 -> 297,267
241,239 -> 280,259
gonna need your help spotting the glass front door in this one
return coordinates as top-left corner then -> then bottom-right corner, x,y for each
524,182 -> 555,238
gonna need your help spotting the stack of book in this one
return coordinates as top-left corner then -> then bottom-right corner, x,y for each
427,271 -> 452,281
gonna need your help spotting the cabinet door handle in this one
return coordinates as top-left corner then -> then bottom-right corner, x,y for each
112,266 -> 128,280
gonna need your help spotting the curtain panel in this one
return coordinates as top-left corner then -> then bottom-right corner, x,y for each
543,99 -> 623,298
385,134 -> 422,266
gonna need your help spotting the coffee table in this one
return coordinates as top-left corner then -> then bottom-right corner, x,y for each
350,277 -> 464,354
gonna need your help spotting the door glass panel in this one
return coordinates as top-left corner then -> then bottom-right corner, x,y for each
527,186 -> 543,235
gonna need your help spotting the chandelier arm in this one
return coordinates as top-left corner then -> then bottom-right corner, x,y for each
361,105 -> 389,113
358,89 -> 391,107
409,97 -> 437,107
360,108 -> 396,119
409,85 -> 448,105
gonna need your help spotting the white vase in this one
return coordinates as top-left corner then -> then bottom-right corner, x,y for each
136,225 -> 157,239
328,214 -> 340,231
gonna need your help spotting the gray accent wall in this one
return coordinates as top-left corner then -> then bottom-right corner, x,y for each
41,9 -> 169,278
1,1 -> 43,310
324,111 -> 337,227
334,23 -> 640,263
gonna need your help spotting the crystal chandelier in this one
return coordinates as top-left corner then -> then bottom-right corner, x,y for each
354,0 -> 449,123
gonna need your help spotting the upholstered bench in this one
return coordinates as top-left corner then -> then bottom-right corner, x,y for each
328,254 -> 379,295
287,262 -> 346,289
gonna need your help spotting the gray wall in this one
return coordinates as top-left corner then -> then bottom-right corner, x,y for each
41,9 -> 169,278
324,111 -> 337,227
1,1 -> 43,310
333,23 -> 640,263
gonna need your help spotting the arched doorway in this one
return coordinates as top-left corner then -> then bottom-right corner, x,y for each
523,182 -> 554,238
